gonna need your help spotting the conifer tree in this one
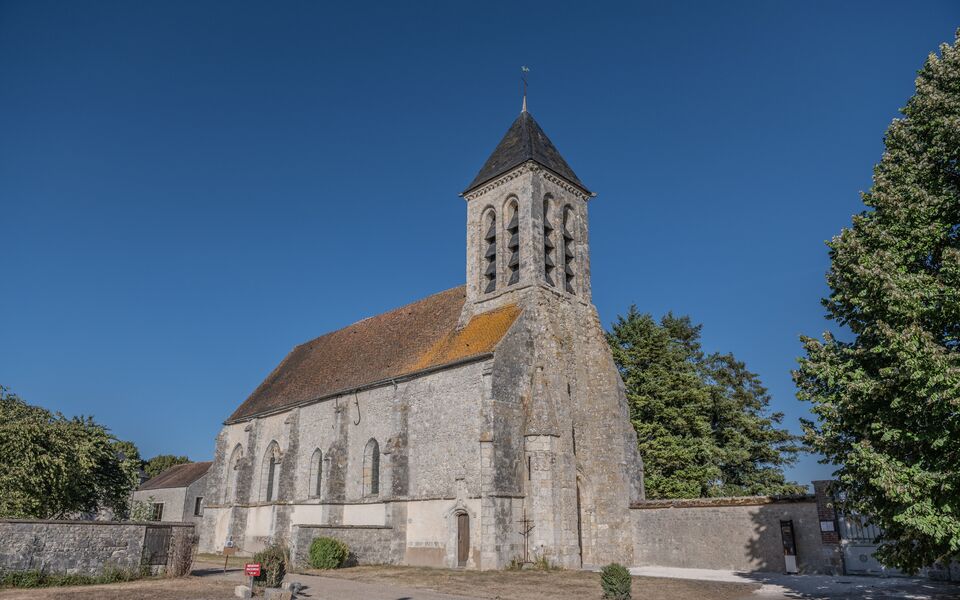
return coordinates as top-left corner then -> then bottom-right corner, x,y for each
794,33 -> 960,572
608,309 -> 803,499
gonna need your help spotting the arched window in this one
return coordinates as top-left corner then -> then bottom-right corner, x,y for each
506,199 -> 520,285
225,445 -> 243,504
482,209 -> 497,293
262,442 -> 281,502
542,196 -> 555,286
562,206 -> 576,294
363,438 -> 380,497
309,449 -> 323,499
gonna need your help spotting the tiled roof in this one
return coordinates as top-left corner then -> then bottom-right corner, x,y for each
464,110 -> 588,194
226,286 -> 520,422
139,461 -> 211,491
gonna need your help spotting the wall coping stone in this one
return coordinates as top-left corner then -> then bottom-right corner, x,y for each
294,524 -> 392,530
0,518 -> 196,527
630,495 -> 815,509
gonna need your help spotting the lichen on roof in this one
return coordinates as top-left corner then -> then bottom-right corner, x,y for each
226,287 -> 522,422
411,303 -> 521,372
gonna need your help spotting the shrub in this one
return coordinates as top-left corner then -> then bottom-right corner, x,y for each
600,563 -> 632,600
0,568 -> 142,589
531,548 -> 560,571
308,537 -> 349,569
1,570 -> 44,588
252,542 -> 288,588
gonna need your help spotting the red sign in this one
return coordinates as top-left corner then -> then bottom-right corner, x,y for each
244,563 -> 261,577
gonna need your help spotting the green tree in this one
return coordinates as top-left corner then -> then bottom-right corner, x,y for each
144,454 -> 191,478
0,386 -> 140,519
794,33 -> 960,573
608,309 -> 804,499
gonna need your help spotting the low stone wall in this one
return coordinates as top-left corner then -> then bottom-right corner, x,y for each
0,519 -> 196,576
630,496 -> 840,574
291,525 -> 396,568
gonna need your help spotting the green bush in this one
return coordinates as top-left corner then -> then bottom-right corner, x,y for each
600,563 -> 632,600
0,568 -> 141,589
252,542 -> 288,588
308,536 -> 349,569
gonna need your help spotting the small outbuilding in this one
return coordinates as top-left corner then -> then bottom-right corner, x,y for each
133,461 -> 211,523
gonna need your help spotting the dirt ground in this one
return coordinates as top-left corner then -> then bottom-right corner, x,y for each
304,565 -> 760,600
0,576 -> 236,600
0,563 -> 762,600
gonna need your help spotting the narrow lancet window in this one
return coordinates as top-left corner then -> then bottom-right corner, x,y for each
543,197 -> 555,286
562,206 -> 576,294
363,438 -> 380,497
506,200 -> 520,285
225,445 -> 243,504
482,210 -> 497,293
262,442 -> 281,502
309,449 -> 323,498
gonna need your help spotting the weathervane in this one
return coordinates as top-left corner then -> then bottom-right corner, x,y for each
521,65 -> 530,112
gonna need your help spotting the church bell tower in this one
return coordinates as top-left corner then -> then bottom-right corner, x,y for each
460,101 -> 644,569
461,104 -> 594,308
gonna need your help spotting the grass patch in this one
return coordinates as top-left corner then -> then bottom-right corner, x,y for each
0,567 -> 143,589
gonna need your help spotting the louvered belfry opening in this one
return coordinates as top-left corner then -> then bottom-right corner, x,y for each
562,206 -> 576,294
483,210 -> 497,293
543,197 -> 555,286
506,200 -> 520,285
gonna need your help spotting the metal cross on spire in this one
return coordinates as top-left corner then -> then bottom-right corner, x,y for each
521,66 -> 530,112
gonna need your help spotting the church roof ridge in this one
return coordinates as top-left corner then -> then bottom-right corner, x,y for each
225,286 -> 522,423
463,110 -> 589,195
138,461 -> 212,491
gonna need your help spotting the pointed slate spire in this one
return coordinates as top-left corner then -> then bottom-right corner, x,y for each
464,110 -> 589,195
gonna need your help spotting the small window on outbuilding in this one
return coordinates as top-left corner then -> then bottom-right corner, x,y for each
151,503 -> 164,521
194,497 -> 204,517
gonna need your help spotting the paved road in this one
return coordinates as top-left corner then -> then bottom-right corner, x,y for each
630,566 -> 960,599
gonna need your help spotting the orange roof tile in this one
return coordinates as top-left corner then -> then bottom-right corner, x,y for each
226,287 -> 521,422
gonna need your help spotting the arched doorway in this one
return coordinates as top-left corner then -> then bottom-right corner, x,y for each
456,512 -> 470,567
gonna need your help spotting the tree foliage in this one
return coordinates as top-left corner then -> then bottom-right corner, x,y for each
144,454 -> 191,478
608,309 -> 804,499
794,33 -> 960,573
0,386 -> 141,519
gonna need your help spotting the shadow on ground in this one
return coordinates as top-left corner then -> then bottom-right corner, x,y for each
738,571 -> 960,599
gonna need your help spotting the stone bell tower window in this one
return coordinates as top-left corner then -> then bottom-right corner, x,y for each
506,199 -> 520,285
562,206 -> 576,294
543,196 -> 555,286
482,209 -> 497,293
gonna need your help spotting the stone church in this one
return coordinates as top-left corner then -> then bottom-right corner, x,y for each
199,103 -> 646,569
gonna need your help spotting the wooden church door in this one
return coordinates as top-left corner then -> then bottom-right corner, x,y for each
457,513 -> 470,567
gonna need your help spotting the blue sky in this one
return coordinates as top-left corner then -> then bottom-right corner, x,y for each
1,1 -> 956,485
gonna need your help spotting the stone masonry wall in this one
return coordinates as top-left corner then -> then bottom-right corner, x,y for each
291,525 -> 396,568
0,520 -> 195,576
630,498 -> 834,574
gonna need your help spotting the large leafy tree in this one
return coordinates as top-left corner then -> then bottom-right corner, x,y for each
144,454 -> 191,478
608,309 -> 804,499
794,34 -> 960,573
0,386 -> 141,519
